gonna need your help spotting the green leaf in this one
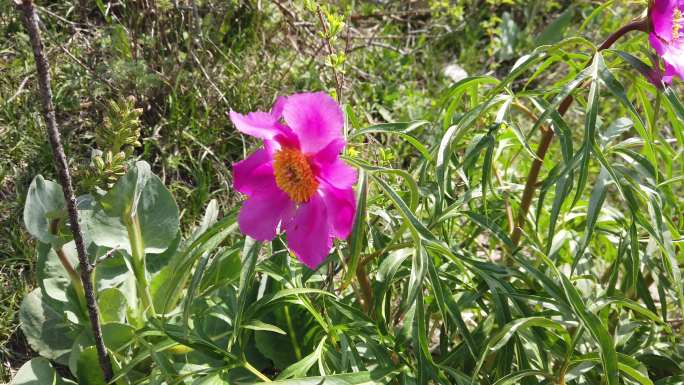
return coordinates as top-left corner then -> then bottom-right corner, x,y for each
571,353 -> 653,385
351,121 -> 432,161
200,246 -> 242,293
464,211 -> 514,250
573,167 -> 611,266
243,320 -> 287,335
98,288 -> 127,323
195,373 -> 231,384
499,12 -> 519,60
102,322 -> 136,352
268,365 -> 397,384
473,317 -> 569,381
344,170 -> 368,285
436,95 -> 508,203
19,289 -> 75,363
492,370 -> 550,385
232,238 -> 261,346
276,337 -> 326,380
68,323 -> 134,378
535,6 -> 575,46
36,242 -> 77,303
558,274 -> 619,385
23,175 -> 67,245
663,87 -> 684,122
77,346 -> 107,385
656,376 -> 684,385
152,216 -> 237,314
426,258 -> 477,359
86,161 -> 180,254
11,357 -> 67,385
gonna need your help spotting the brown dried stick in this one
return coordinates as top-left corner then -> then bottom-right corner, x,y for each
16,0 -> 113,381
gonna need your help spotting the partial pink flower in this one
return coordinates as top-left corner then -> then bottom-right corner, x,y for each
230,92 -> 357,269
649,0 -> 684,83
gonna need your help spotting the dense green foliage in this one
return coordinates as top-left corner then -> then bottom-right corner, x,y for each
2,0 -> 684,384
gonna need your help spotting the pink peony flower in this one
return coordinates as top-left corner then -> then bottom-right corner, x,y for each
649,0 -> 684,83
230,92 -> 357,269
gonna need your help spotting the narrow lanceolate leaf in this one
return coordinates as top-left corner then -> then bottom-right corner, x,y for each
573,167 -> 610,269
436,94 -> 508,206
405,241 -> 428,313
351,121 -> 433,161
574,54 -> 601,206
464,211 -> 514,250
370,174 -> 433,242
472,317 -> 570,383
492,370 -> 550,385
571,353 -> 654,385
261,367 -> 398,384
663,87 -> 684,122
345,170 -> 368,285
427,258 -> 477,358
558,274 -> 619,385
231,238 -> 261,347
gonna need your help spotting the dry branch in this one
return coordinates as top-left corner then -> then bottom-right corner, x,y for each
16,0 -> 114,381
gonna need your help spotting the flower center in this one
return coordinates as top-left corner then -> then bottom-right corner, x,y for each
273,147 -> 319,203
674,8 -> 683,41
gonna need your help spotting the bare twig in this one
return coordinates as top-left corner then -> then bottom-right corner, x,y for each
96,246 -> 120,265
57,43 -> 118,91
4,75 -> 31,106
16,0 -> 113,381
316,6 -> 343,102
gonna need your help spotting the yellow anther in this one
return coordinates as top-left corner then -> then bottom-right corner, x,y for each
273,147 -> 319,203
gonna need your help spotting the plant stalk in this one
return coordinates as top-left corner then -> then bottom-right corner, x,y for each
356,263 -> 373,313
125,213 -> 155,317
283,305 -> 303,360
49,219 -> 85,304
243,360 -> 271,382
16,0 -> 113,380
510,18 -> 649,247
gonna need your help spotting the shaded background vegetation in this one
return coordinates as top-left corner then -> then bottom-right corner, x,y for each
0,0 -> 676,382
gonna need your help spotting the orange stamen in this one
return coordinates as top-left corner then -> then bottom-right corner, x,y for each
273,147 -> 319,203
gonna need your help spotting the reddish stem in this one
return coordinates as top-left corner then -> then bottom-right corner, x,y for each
510,18 -> 649,247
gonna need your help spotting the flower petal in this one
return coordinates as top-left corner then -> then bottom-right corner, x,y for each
664,63 -> 682,83
649,33 -> 668,56
271,96 -> 287,118
663,46 -> 684,80
651,0 -> 677,42
238,188 -> 293,241
320,182 -> 356,239
282,92 -> 344,154
284,195 -> 332,269
317,159 -> 357,190
313,138 -> 346,165
230,110 -> 281,140
232,149 -> 276,197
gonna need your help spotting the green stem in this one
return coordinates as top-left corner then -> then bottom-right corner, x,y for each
558,326 -> 584,385
510,18 -> 649,248
284,305 -> 303,360
125,213 -> 155,317
651,91 -> 662,182
243,360 -> 271,382
50,219 -> 88,315
55,247 -> 88,312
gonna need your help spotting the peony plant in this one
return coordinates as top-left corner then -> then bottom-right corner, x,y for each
230,92 -> 357,269
10,1 -> 684,385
